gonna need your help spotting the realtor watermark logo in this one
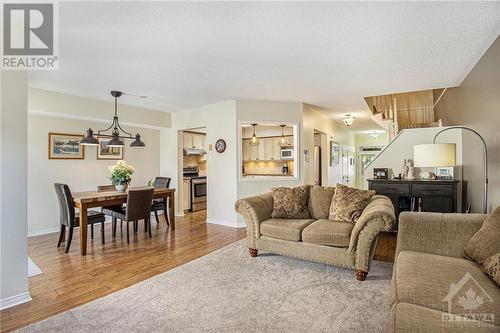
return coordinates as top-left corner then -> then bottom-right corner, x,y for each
441,272 -> 495,328
1,1 -> 58,69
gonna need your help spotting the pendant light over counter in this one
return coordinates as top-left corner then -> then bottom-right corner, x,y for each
80,90 -> 145,148
280,124 -> 286,146
249,123 -> 259,146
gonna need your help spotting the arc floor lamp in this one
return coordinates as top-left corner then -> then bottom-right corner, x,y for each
415,126 -> 488,213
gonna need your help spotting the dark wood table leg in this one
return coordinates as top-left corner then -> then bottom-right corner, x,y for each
169,193 -> 175,230
79,203 -> 88,256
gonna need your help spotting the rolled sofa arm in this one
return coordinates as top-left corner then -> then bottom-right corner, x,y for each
348,195 -> 395,253
349,195 -> 395,272
234,192 -> 273,248
395,212 -> 488,260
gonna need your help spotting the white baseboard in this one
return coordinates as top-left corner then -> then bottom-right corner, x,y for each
175,212 -> 185,217
28,226 -> 60,237
0,292 -> 32,310
207,219 -> 245,228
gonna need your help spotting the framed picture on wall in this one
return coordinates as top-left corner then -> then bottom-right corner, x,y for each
48,133 -> 85,159
97,137 -> 123,160
330,141 -> 340,166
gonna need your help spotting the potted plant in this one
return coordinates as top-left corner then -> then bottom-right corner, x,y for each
108,160 -> 135,192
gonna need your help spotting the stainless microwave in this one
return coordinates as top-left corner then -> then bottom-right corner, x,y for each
280,148 -> 294,160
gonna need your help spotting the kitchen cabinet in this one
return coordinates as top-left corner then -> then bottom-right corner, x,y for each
263,139 -> 274,160
273,138 -> 283,160
183,179 -> 191,211
183,132 -> 205,150
193,134 -> 205,150
183,133 -> 193,149
242,140 -> 250,161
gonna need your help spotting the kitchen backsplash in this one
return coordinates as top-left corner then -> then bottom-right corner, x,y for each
184,155 -> 207,174
243,161 -> 294,175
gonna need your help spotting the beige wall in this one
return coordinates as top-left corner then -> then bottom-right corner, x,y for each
303,105 -> 356,187
434,35 -> 500,212
160,100 -> 238,226
1,71 -> 30,309
29,88 -> 171,129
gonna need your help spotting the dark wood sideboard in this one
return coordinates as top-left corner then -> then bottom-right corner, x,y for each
367,179 -> 461,230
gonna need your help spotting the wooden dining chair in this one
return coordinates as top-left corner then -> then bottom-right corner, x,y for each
151,177 -> 171,225
54,183 -> 106,253
102,188 -> 154,243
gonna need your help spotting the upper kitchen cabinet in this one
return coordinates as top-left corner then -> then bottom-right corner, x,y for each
183,131 -> 205,150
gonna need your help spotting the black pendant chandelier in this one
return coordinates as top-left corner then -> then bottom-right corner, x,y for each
80,91 -> 145,148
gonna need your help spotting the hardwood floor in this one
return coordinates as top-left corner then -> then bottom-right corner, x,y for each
0,212 -> 396,332
0,211 -> 246,332
374,232 -> 397,263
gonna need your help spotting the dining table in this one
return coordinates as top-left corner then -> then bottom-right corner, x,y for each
72,187 -> 175,256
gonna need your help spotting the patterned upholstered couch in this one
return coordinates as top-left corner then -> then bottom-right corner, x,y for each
389,211 -> 500,332
235,185 -> 395,280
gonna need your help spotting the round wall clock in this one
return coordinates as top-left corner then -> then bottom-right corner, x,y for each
215,139 -> 226,153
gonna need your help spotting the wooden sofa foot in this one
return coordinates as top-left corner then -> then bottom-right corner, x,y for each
356,270 -> 368,281
249,248 -> 258,257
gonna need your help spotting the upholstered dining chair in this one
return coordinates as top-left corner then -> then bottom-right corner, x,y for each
97,184 -> 124,237
102,187 -> 154,243
151,177 -> 171,225
54,183 -> 106,253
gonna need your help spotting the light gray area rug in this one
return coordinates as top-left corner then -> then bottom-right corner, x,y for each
19,240 -> 393,333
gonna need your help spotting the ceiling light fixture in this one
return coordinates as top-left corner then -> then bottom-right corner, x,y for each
80,91 -> 145,148
280,124 -> 287,146
342,114 -> 355,127
250,124 -> 259,146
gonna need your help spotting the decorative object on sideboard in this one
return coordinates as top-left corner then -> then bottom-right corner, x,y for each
97,137 -> 123,160
414,126 -> 488,213
215,139 -> 226,153
342,114 -> 355,127
406,160 -> 416,180
400,159 -> 408,179
108,160 -> 135,192
420,171 -> 437,180
48,133 -> 85,159
80,91 -> 145,148
373,168 -> 388,180
436,167 -> 454,180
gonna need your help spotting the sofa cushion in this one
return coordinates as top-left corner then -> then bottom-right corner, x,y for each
393,251 -> 500,326
308,185 -> 335,220
329,183 -> 375,223
301,219 -> 353,247
389,302 -> 500,333
260,218 -> 315,241
464,206 -> 500,265
482,253 -> 500,287
271,185 -> 311,219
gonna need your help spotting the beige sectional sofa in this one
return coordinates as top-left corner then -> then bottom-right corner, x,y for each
235,186 -> 395,280
390,212 -> 500,332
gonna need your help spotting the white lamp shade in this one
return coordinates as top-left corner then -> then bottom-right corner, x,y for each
413,143 -> 456,167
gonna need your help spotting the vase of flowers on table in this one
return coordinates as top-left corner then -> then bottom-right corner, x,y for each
108,160 -> 135,192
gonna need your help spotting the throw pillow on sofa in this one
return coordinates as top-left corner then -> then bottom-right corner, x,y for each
482,253 -> 500,287
308,185 -> 335,219
328,183 -> 375,223
464,206 -> 500,264
271,185 -> 311,219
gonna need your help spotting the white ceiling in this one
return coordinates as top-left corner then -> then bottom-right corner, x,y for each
30,2 -> 500,132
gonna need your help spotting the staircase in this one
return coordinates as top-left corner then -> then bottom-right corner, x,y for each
364,89 -> 447,141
